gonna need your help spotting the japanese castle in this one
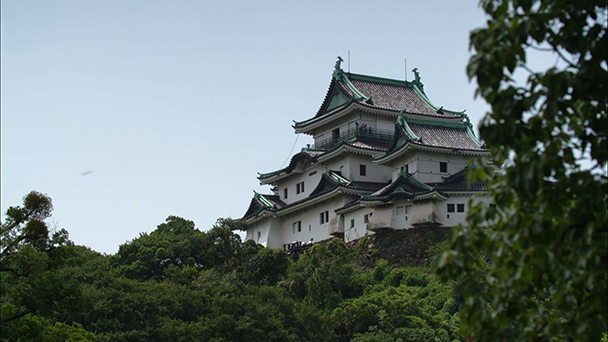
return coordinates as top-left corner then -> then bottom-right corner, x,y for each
242,57 -> 491,249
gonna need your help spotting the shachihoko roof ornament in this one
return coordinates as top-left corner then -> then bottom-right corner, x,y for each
332,56 -> 344,79
412,68 -> 424,93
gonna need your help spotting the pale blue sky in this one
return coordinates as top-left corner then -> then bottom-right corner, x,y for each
2,1 -> 494,254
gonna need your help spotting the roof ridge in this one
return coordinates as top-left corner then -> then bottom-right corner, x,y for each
253,191 -> 275,208
325,167 -> 352,185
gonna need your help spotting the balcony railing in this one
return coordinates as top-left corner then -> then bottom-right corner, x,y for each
311,128 -> 394,151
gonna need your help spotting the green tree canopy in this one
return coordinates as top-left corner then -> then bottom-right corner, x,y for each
437,0 -> 607,340
1,191 -> 76,328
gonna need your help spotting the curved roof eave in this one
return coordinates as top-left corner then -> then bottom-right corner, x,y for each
373,140 -> 490,165
258,151 -> 322,183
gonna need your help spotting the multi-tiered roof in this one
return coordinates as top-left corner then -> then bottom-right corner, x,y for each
243,58 -> 489,225
293,57 -> 466,135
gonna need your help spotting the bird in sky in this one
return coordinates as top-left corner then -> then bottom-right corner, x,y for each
80,170 -> 93,176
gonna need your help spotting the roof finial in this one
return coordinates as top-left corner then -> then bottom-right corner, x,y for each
333,56 -> 344,80
412,68 -> 424,92
397,109 -> 407,127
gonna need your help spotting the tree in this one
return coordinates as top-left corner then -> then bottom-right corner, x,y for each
114,216 -> 217,281
1,191 -> 74,329
437,1 -> 607,341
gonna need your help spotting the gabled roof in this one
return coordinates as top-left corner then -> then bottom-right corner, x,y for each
374,112 -> 488,163
242,191 -> 287,220
361,171 -> 438,203
293,57 -> 466,132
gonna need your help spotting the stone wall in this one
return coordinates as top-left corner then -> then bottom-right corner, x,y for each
350,227 -> 451,268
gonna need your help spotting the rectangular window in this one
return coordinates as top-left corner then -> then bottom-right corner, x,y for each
440,162 -> 448,173
320,211 -> 329,224
396,206 -> 404,215
296,182 -> 305,194
332,128 -> 340,139
257,231 -> 261,242
350,219 -> 355,228
457,204 -> 465,212
364,214 -> 369,224
405,164 -> 409,174
284,188 -> 288,199
360,164 -> 367,176
447,204 -> 455,213
293,221 -> 301,233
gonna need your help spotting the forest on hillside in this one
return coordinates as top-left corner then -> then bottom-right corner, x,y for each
2,0 -> 606,340
1,192 -> 460,341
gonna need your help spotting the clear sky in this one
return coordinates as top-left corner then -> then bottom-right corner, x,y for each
2,0 -> 494,254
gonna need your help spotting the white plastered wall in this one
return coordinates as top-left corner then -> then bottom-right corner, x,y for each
278,194 -> 357,246
390,151 -> 470,183
325,155 -> 391,184
275,165 -> 324,205
343,207 -> 375,242
436,194 -> 493,227
246,217 -> 283,249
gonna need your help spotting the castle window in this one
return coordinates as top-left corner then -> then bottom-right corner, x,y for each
332,128 -> 340,140
284,188 -> 288,199
296,182 -> 305,194
257,231 -> 261,242
440,162 -> 448,173
364,214 -> 369,223
293,221 -> 301,233
320,211 -> 329,224
457,204 -> 465,212
350,219 -> 355,228
447,204 -> 455,213
360,164 -> 367,176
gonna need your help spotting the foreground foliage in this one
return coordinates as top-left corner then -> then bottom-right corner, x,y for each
437,0 -> 607,341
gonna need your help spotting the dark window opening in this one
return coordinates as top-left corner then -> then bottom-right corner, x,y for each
332,128 -> 340,140
320,211 -> 329,224
440,162 -> 448,173
296,182 -> 305,194
447,204 -> 455,213
360,164 -> 367,176
292,221 -> 301,234
284,188 -> 288,199
457,204 -> 465,212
